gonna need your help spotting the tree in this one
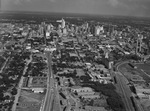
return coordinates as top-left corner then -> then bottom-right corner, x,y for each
11,87 -> 17,95
130,85 -> 137,94
80,75 -> 91,82
107,97 -> 125,111
4,95 -> 10,100
0,92 -> 4,102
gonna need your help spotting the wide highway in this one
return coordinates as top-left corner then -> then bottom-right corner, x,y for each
42,51 -> 55,111
42,49 -> 61,111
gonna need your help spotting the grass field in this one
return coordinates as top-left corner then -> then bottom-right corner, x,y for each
16,89 -> 45,111
120,63 -> 150,83
135,63 -> 150,75
76,68 -> 85,77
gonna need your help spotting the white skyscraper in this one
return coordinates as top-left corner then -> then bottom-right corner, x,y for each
63,28 -> 68,35
61,18 -> 65,29
47,24 -> 51,31
95,25 -> 104,36
95,26 -> 101,36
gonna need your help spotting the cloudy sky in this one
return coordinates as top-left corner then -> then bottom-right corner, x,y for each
1,0 -> 150,17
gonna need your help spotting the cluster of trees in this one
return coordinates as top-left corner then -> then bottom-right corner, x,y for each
83,51 -> 97,62
58,70 -> 77,78
25,60 -> 47,77
3,53 -> 27,86
129,85 -> 137,94
82,81 -> 125,111
80,75 -> 91,82
2,51 -> 10,59
60,52 -> 80,62
123,54 -> 141,61
110,50 -> 123,61
54,61 -> 82,73
0,99 -> 14,111
22,51 -> 31,60
0,56 -> 5,69
0,51 -> 30,109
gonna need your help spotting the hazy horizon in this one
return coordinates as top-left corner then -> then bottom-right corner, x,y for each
1,0 -> 150,18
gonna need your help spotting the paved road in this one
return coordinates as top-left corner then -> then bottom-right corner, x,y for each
42,51 -> 55,111
42,51 -> 61,111
0,56 -> 10,73
53,82 -> 61,111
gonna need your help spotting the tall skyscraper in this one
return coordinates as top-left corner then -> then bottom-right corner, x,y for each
136,34 -> 143,53
95,25 -> 101,36
95,25 -> 104,36
40,22 -> 47,45
61,18 -> 65,29
63,28 -> 68,35
39,26 -> 44,35
47,24 -> 51,31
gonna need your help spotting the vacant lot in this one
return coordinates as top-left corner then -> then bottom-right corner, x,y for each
31,77 -> 47,88
16,89 -> 45,111
76,69 -> 85,77
135,63 -> 150,75
120,63 -> 150,83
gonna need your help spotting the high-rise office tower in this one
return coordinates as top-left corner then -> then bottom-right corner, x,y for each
47,24 -> 51,31
58,24 -> 62,29
39,26 -> 44,35
86,22 -> 89,29
75,26 -> 79,33
89,25 -> 95,35
85,22 -> 89,33
95,25 -> 101,36
40,22 -> 47,45
95,25 -> 104,36
136,34 -> 143,53
71,25 -> 75,33
63,28 -> 68,35
61,18 -> 65,29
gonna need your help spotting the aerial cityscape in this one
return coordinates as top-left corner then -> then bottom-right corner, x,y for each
0,0 -> 150,111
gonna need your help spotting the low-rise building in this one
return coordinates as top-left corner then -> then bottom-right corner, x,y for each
31,88 -> 44,93
137,93 -> 150,99
71,86 -> 93,93
81,93 -> 100,99
82,106 -> 107,111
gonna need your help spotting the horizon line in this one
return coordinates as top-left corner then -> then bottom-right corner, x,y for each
0,10 -> 150,19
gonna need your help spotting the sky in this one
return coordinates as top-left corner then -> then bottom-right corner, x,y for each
1,0 -> 150,17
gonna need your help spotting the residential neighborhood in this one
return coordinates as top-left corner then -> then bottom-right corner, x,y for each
0,11 -> 150,111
